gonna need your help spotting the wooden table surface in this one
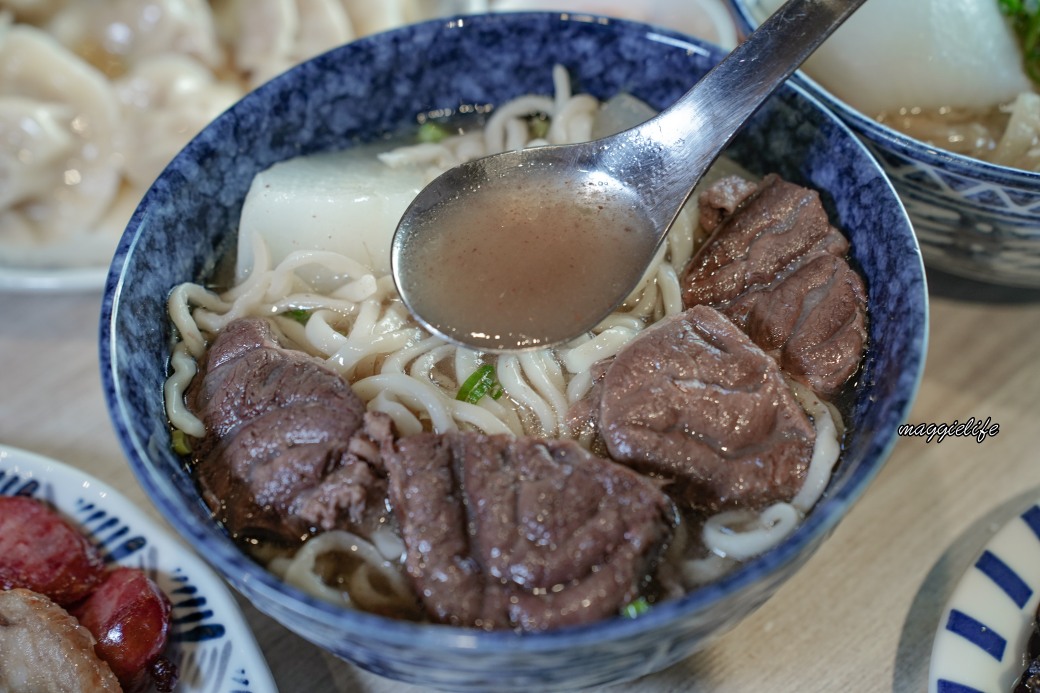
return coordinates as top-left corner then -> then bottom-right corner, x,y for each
2,266 -> 1039,692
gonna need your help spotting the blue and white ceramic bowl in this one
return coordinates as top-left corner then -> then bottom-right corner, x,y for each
930,497 -> 1040,692
0,445 -> 276,693
730,0 -> 1040,288
100,12 -> 928,691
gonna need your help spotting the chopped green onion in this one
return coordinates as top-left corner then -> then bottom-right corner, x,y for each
171,429 -> 192,456
1000,0 -> 1040,84
528,115 -> 551,140
621,596 -> 651,619
456,364 -> 504,404
418,121 -> 450,143
284,308 -> 311,325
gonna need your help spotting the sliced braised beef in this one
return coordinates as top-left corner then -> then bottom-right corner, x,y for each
186,317 -> 392,544
591,304 -> 815,514
697,174 -> 758,234
735,253 -> 868,396
681,174 -> 867,398
382,432 -> 675,632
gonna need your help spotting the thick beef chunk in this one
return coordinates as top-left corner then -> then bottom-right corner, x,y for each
681,175 -> 849,307
735,253 -> 868,396
186,317 -> 391,544
383,433 -> 675,632
595,305 -> 815,513
681,174 -> 867,398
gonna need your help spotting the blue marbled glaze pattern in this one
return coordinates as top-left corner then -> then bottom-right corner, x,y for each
99,12 -> 928,692
729,0 -> 1040,288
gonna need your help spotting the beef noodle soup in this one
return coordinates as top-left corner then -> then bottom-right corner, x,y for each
164,66 -> 865,631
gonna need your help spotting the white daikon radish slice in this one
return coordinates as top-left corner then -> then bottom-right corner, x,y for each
235,145 -> 425,284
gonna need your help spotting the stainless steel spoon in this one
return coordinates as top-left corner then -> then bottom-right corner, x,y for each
391,0 -> 867,352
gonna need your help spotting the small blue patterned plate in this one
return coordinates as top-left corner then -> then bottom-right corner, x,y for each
929,498 -> 1040,693
0,444 -> 276,693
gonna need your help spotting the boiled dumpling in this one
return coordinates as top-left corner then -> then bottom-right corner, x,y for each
751,0 -> 1033,114
338,0 -> 415,37
0,21 -> 121,267
217,0 -> 354,87
0,0 -> 69,23
45,0 -> 224,76
0,98 -> 73,210
491,0 -> 738,49
297,0 -> 356,56
219,0 -> 300,86
114,53 -> 242,189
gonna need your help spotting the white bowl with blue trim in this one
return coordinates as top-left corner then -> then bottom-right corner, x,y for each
100,12 -> 928,691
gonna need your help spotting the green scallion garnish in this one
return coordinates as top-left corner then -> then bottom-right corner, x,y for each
418,121 -> 450,143
171,429 -> 192,456
621,596 -> 651,619
456,364 -> 504,404
528,115 -> 551,140
284,308 -> 311,325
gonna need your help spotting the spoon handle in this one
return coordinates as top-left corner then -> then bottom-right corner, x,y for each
634,0 -> 868,221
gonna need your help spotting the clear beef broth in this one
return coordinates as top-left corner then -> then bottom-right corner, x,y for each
876,104 -> 1012,159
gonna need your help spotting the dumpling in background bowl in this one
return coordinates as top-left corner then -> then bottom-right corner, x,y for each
730,0 -> 1040,288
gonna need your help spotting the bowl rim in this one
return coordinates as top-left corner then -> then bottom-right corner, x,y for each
99,9 -> 928,657
727,0 -> 1040,188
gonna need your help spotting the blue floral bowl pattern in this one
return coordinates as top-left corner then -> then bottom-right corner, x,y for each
0,445 -> 275,693
100,12 -> 928,691
729,0 -> 1040,288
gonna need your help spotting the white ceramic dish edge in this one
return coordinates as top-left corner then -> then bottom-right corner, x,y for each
0,444 -> 277,693
929,497 -> 1040,693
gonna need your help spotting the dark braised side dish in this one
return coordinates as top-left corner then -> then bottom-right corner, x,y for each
1015,601 -> 1040,692
0,496 -> 177,693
